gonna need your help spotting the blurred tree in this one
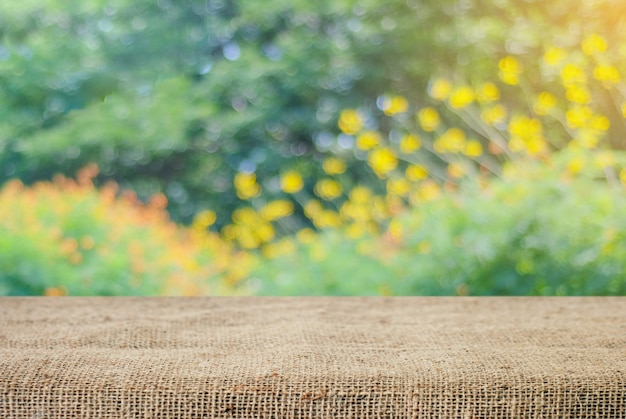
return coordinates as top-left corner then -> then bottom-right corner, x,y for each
1,0 -> 624,226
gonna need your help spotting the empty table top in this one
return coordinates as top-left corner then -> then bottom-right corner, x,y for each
1,297 -> 625,418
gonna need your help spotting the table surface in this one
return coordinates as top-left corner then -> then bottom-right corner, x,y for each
1,297 -> 625,418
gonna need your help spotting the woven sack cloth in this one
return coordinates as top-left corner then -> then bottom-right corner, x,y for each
1,297 -> 625,418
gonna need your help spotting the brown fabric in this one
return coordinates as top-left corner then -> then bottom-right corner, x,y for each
1,297 -> 625,418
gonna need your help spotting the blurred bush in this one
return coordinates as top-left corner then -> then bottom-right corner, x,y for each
243,29 -> 626,295
249,158 -> 626,295
0,164 -> 248,296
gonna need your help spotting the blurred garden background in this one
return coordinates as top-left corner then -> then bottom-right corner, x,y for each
2,0 -> 626,296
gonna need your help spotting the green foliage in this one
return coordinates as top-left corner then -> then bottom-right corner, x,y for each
4,0 -> 624,226
249,230 -> 392,295
249,159 -> 626,296
394,162 -> 626,296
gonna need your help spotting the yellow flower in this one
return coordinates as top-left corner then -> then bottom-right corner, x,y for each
565,85 -> 591,104
593,64 -> 620,83
590,114 -> 610,131
565,105 -> 593,129
509,137 -> 544,155
228,209 -> 279,246
341,201 -> 370,222
399,134 -> 421,154
509,116 -> 542,138
356,131 -> 381,150
349,186 -> 373,203
235,227 -> 261,249
417,107 -> 440,132
434,128 -> 466,154
304,199 -> 323,218
262,238 -> 296,259
193,209 -> 217,229
543,46 -> 567,66
338,109 -> 363,135
429,78 -> 453,100
480,104 -> 507,126
533,92 -> 556,116
386,178 -> 411,196
368,148 -> 398,177
508,115 -> 546,156
280,170 -> 304,194
561,63 -> 587,88
221,224 -> 236,241
260,200 -> 294,221
255,222 -> 276,243
405,164 -> 429,181
232,207 -> 258,224
476,82 -> 500,103
233,172 -> 261,200
448,86 -> 475,109
382,95 -> 409,115
314,210 -> 342,229
464,140 -> 483,157
581,34 -> 607,56
314,179 -> 343,200
322,157 -> 347,175
498,56 -> 522,85
526,139 -> 546,156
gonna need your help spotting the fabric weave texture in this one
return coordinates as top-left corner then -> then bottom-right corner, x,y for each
1,297 -> 625,418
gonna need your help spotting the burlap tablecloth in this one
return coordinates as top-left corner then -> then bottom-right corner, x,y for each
1,297 -> 625,418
